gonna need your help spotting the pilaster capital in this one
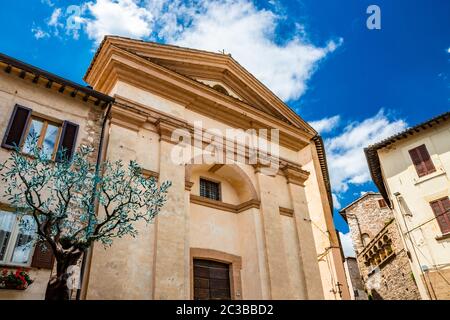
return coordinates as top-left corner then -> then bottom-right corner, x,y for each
155,117 -> 193,144
281,162 -> 310,186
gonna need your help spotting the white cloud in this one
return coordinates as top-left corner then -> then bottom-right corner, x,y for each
447,47 -> 450,54
339,232 -> 355,258
41,0 -> 55,7
36,0 -> 341,102
332,193 -> 341,210
84,0 -> 155,44
169,1 -> 342,101
310,115 -> 340,134
326,109 -> 407,193
48,8 -> 62,27
32,27 -> 50,39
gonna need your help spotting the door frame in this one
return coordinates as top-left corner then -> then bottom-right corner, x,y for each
190,248 -> 242,300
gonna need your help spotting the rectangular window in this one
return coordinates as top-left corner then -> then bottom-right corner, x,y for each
2,105 -> 79,161
0,211 -> 37,266
430,197 -> 450,234
408,144 -> 436,177
22,117 -> 62,159
200,178 -> 221,201
378,199 -> 387,208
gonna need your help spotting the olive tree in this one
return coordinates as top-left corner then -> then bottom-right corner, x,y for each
0,135 -> 171,300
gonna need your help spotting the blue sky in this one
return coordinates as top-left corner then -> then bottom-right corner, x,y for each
0,1 -> 449,254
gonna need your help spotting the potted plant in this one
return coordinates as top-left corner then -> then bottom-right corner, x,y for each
0,268 -> 34,290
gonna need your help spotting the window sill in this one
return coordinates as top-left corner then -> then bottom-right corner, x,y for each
413,169 -> 446,185
435,232 -> 450,241
0,263 -> 32,269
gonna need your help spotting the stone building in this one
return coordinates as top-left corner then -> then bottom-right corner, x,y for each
0,36 -> 350,300
340,192 -> 420,300
0,53 -> 113,299
343,257 -> 367,300
365,112 -> 450,300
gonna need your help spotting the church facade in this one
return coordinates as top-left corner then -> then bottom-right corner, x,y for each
0,36 -> 349,300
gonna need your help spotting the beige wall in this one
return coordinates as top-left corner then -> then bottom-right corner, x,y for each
84,78 -> 345,299
378,122 -> 450,299
0,70 -> 103,299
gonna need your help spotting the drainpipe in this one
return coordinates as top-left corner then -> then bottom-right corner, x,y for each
76,101 -> 113,300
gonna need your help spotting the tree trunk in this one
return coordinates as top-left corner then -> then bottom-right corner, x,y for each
45,252 -> 82,300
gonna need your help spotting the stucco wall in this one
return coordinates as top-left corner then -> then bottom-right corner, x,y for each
378,122 -> 450,299
0,70 -> 104,300
85,72 -> 342,300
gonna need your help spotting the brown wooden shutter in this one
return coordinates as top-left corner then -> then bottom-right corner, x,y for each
378,199 -> 387,208
56,121 -> 79,161
1,104 -> 32,149
31,241 -> 55,269
430,198 -> 450,234
418,144 -> 436,174
409,144 -> 436,177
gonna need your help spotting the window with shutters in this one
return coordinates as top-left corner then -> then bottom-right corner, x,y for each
378,199 -> 387,208
430,197 -> 450,235
0,210 -> 37,266
2,105 -> 79,161
408,144 -> 436,177
200,178 -> 221,201
22,117 -> 62,159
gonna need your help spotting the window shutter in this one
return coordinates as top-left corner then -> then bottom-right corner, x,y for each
56,121 -> 79,162
1,104 -> 32,149
418,144 -> 436,175
31,241 -> 55,269
378,199 -> 387,208
409,145 -> 435,177
430,198 -> 450,234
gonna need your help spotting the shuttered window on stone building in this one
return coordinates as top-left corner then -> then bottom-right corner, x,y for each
430,197 -> 450,234
2,104 -> 79,161
408,144 -> 436,177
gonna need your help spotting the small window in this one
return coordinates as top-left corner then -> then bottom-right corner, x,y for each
408,144 -> 436,177
378,199 -> 387,208
200,178 -> 221,201
430,197 -> 450,234
22,117 -> 61,159
0,210 -> 37,266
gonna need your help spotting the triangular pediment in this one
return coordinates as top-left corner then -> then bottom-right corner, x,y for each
85,36 -> 316,135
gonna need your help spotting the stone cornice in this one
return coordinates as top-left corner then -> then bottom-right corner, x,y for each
190,195 -> 260,213
281,163 -> 310,186
85,36 -> 317,137
109,98 -> 312,181
142,168 -> 159,180
87,43 -> 313,150
279,207 -> 294,217
185,180 -> 194,191
110,103 -> 147,131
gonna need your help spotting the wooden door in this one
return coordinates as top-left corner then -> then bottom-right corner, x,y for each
193,259 -> 231,300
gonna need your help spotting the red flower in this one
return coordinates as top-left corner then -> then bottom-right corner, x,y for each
1,269 -> 8,276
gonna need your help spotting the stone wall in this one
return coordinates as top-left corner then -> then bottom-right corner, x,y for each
344,257 -> 367,300
343,193 -> 421,300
